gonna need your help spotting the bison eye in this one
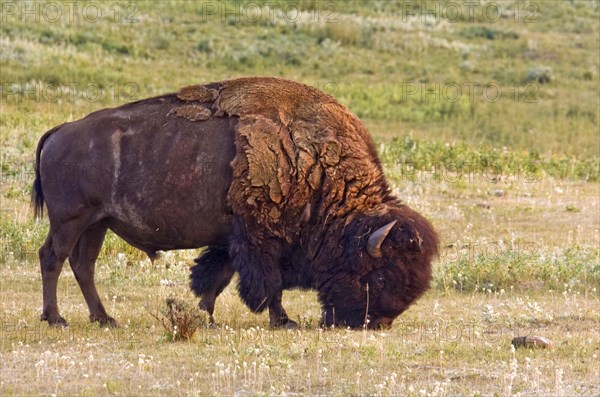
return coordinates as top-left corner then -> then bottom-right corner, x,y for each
366,314 -> 394,330
361,269 -> 385,291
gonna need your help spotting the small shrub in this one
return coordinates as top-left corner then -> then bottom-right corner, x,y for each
152,36 -> 170,50
148,298 -> 203,341
582,69 -> 595,80
101,41 -> 131,56
312,24 -> 374,48
197,39 -> 213,53
459,60 -> 477,72
527,66 -> 553,84
460,27 -> 520,40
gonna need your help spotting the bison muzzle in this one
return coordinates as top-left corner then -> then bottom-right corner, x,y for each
32,77 -> 438,329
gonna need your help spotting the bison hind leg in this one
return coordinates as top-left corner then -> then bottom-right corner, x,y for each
190,246 -> 234,324
39,234 -> 68,327
39,216 -> 96,327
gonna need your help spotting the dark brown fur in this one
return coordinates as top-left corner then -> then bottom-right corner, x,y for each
33,77 -> 438,329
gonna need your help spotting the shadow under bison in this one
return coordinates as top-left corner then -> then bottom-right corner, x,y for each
32,77 -> 438,330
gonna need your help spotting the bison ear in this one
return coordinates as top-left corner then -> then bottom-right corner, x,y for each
367,220 -> 397,258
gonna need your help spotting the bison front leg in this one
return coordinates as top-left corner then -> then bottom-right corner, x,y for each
230,218 -> 284,314
191,245 -> 297,329
190,247 -> 234,324
268,290 -> 298,329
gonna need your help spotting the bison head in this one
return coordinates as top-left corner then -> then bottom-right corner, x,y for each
318,205 -> 438,329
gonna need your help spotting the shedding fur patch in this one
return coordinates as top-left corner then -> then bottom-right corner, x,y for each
167,105 -> 212,122
217,77 -> 388,240
177,85 -> 219,102
235,116 -> 291,204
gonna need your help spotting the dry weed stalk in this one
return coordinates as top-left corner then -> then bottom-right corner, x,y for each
147,298 -> 203,341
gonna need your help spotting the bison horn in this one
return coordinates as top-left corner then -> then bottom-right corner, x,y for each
367,220 -> 397,258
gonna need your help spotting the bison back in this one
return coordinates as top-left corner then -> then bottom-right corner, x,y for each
39,94 -> 237,252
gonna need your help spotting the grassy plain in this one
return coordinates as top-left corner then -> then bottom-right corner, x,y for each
1,0 -> 599,395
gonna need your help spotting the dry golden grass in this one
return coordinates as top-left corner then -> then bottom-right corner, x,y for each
1,178 -> 598,396
1,281 -> 598,396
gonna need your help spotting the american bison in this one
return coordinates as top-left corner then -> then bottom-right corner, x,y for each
32,77 -> 438,329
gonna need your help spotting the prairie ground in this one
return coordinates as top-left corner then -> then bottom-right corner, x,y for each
1,177 -> 598,396
1,1 -> 599,396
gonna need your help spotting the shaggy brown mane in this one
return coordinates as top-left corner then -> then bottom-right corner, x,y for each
179,77 -> 391,240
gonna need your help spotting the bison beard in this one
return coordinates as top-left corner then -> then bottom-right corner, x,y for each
32,77 -> 438,330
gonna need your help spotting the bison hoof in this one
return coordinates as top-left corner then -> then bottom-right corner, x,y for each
271,319 -> 299,330
206,322 -> 220,329
41,313 -> 69,328
281,320 -> 299,330
90,314 -> 118,328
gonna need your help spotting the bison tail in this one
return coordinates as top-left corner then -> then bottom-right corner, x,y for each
32,167 -> 43,219
31,125 -> 62,219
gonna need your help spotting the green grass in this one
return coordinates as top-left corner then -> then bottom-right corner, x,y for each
1,1 -> 599,155
380,136 -> 600,182
1,0 -> 599,395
